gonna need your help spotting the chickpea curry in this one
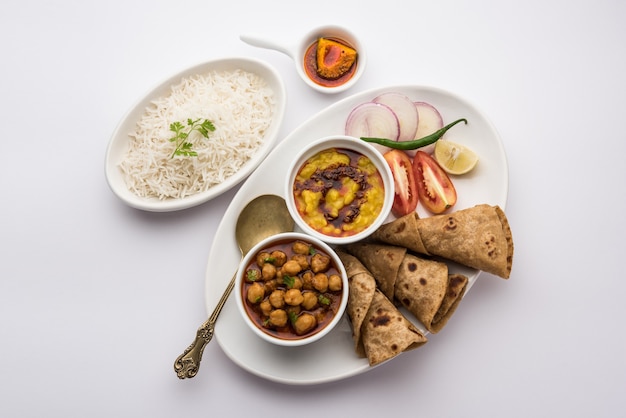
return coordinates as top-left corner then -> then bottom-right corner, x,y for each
242,239 -> 344,340
293,147 -> 385,237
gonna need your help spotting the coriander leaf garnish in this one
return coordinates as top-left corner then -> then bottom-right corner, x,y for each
288,311 -> 298,325
283,275 -> 295,288
318,294 -> 331,306
169,118 -> 215,158
246,270 -> 260,282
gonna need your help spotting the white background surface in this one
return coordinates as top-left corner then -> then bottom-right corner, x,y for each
1,0 -> 624,416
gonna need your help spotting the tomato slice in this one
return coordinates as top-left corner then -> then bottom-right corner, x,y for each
412,151 -> 457,214
383,150 -> 419,217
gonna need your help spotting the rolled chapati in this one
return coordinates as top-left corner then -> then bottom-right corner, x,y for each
372,204 -> 514,279
337,251 -> 427,366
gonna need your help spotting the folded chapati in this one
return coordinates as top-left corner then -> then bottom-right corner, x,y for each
395,254 -> 468,333
372,204 -> 514,279
345,243 -> 468,334
336,251 -> 376,357
433,274 -> 468,327
361,289 -> 427,366
344,242 -> 406,300
370,211 -> 429,255
337,251 -> 427,366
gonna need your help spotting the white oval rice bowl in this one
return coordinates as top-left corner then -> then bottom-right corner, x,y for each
105,57 -> 286,212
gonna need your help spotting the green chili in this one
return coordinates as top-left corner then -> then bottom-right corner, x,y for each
360,118 -> 468,151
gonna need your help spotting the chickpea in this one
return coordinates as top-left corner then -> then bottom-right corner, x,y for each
270,250 -> 287,267
310,253 -> 330,273
301,292 -> 318,310
328,274 -> 343,291
293,313 -> 317,335
246,282 -> 265,304
286,305 -> 301,316
291,276 -> 303,290
312,273 -> 329,293
281,260 -> 302,276
292,254 -> 309,270
301,271 -> 315,290
292,241 -> 311,255
269,290 -> 285,308
260,300 -> 272,316
256,251 -> 271,267
284,288 -> 304,306
314,310 -> 326,323
263,279 -> 278,293
269,309 -> 288,327
262,263 -> 277,281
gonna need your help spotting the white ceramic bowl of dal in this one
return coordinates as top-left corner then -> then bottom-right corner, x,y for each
105,57 -> 286,212
235,232 -> 349,347
285,135 -> 394,245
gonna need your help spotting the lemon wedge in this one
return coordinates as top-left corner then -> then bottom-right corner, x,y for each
433,140 -> 479,175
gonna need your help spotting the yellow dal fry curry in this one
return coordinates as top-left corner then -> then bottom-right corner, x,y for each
292,148 -> 385,237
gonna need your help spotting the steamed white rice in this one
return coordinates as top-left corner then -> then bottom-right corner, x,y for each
119,69 -> 274,200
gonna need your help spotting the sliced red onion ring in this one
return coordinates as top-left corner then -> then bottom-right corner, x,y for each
373,92 -> 419,142
345,102 -> 400,154
411,101 -> 444,156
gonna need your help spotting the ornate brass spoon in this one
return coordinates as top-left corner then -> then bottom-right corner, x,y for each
174,194 -> 294,379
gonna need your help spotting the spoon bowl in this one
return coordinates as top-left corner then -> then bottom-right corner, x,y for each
174,194 -> 294,379
240,25 -> 366,94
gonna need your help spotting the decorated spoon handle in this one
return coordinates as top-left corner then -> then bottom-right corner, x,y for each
174,274 -> 236,379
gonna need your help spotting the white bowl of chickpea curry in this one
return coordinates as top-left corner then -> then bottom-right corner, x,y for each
235,232 -> 348,347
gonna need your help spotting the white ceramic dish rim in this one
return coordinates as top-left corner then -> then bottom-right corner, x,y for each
284,135 -> 395,245
206,84 -> 509,385
234,232 -> 349,347
104,56 -> 287,212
